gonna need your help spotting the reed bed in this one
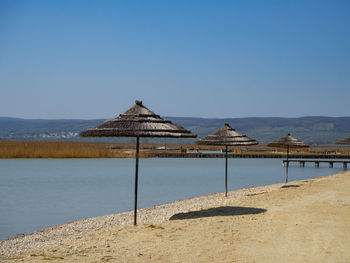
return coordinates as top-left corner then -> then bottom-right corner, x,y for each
0,140 -> 348,159
0,140 -> 134,158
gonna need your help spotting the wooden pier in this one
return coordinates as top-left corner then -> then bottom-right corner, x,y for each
145,151 -> 350,160
283,159 -> 350,169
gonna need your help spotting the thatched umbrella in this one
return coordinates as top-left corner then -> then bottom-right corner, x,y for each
195,123 -> 258,197
335,136 -> 350,145
335,136 -> 350,157
80,100 -> 196,225
267,133 -> 309,183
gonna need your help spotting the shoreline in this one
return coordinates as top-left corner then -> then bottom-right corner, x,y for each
2,153 -> 350,159
1,170 -> 350,262
1,177 -> 297,257
0,182 -> 276,256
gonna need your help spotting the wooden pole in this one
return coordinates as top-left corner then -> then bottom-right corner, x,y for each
225,145 -> 228,197
134,136 -> 140,225
285,145 -> 289,183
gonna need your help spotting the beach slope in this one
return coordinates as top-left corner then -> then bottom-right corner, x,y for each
1,171 -> 350,262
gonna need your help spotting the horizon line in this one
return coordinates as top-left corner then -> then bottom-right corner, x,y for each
1,115 -> 350,121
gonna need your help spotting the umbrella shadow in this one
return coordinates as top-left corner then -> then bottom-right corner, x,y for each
169,206 -> 267,220
281,184 -> 300,188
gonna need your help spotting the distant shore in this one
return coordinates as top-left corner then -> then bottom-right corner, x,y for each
1,140 -> 349,159
1,170 -> 350,262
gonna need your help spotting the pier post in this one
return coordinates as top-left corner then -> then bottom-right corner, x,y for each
315,161 -> 319,168
300,161 -> 305,167
344,162 -> 347,169
329,162 -> 333,168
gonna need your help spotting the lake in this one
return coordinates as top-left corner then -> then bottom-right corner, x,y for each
0,158 -> 345,241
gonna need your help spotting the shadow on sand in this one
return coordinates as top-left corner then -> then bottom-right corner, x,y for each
169,206 -> 267,220
281,184 -> 300,188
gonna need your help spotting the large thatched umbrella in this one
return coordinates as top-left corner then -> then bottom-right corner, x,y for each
267,133 -> 309,183
335,136 -> 350,145
195,123 -> 258,197
80,100 -> 196,225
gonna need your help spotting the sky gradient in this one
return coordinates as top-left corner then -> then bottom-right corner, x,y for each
1,0 -> 349,119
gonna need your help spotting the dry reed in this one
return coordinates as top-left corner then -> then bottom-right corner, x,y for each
0,140 -> 133,158
0,140 -> 348,159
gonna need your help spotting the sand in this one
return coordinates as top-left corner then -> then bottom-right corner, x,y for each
1,170 -> 350,262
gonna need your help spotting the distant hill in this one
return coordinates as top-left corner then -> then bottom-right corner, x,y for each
168,116 -> 350,145
1,116 -> 350,145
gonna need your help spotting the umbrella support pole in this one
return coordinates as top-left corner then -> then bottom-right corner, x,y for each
285,146 -> 289,183
134,136 -> 140,225
225,145 -> 228,197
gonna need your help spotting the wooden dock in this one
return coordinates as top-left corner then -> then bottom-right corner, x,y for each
283,159 -> 350,169
144,151 -> 350,160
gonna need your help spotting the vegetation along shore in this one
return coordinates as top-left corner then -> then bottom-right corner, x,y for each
1,140 -> 350,159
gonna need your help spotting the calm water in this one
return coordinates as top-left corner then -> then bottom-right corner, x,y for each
0,158 -> 345,241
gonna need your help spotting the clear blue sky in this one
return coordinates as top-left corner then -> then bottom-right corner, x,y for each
1,0 -> 349,119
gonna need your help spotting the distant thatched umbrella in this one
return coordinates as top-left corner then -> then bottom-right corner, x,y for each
335,136 -> 350,145
80,100 -> 196,225
267,133 -> 309,183
195,123 -> 258,197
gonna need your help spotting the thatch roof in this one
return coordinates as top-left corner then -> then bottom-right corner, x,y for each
335,136 -> 350,145
267,133 -> 309,149
195,123 -> 258,146
80,100 -> 197,138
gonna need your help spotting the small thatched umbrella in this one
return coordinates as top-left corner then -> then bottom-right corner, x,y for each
335,136 -> 350,157
335,136 -> 350,145
80,100 -> 196,225
267,133 -> 309,183
195,123 -> 258,197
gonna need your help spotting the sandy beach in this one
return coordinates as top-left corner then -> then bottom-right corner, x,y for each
1,170 -> 350,262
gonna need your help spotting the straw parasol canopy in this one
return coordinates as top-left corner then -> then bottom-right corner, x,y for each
196,123 -> 258,197
267,133 -> 309,149
335,136 -> 350,145
80,100 -> 195,138
80,100 -> 197,225
267,133 -> 309,183
196,123 -> 258,146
